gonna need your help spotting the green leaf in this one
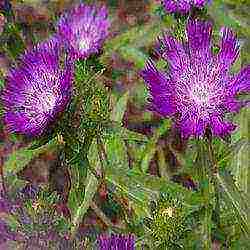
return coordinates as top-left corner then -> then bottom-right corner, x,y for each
215,171 -> 250,236
106,166 -> 202,221
217,138 -> 248,169
3,137 -> 59,176
105,122 -> 148,142
118,127 -> 148,143
194,140 -> 213,250
208,1 -> 241,31
3,213 -> 21,231
118,46 -> 149,69
140,119 -> 171,173
102,21 -> 164,56
70,170 -> 98,237
110,91 -> 129,124
70,139 -> 100,237
67,158 -> 88,216
101,20 -> 167,69
230,108 -> 250,194
2,23 -> 25,60
5,174 -> 27,194
105,133 -> 129,171
0,78 -> 4,89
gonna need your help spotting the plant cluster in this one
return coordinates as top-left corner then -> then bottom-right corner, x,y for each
0,0 -> 249,249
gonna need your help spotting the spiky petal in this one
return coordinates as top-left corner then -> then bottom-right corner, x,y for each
98,234 -> 135,250
2,36 -> 73,137
162,0 -> 211,14
57,3 -> 110,60
141,19 -> 250,139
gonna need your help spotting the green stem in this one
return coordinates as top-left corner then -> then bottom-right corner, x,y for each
198,140 -> 213,249
206,138 -> 220,226
203,136 -> 221,249
70,171 -> 99,240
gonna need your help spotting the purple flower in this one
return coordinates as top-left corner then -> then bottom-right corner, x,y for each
98,234 -> 135,250
1,36 -> 73,137
0,192 -> 12,214
141,19 -> 250,139
162,0 -> 211,14
57,3 -> 110,60
20,184 -> 39,201
0,219 -> 17,244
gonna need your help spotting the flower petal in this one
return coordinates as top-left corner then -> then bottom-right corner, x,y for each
159,34 -> 188,71
193,0 -> 209,7
210,116 -> 236,137
218,27 -> 240,68
178,113 -> 207,139
230,65 -> 250,95
187,19 -> 213,61
162,0 -> 191,14
57,3 -> 110,59
1,37 -> 73,137
141,60 -> 176,116
4,111 -> 39,136
223,96 -> 243,113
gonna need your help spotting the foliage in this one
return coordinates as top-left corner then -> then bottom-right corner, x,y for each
0,0 -> 249,249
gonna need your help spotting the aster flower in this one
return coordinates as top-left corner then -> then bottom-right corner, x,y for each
57,3 -> 110,60
2,36 -> 73,137
162,0 -> 211,14
141,19 -> 250,139
98,234 -> 135,250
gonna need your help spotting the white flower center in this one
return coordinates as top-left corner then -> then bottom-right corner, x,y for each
40,91 -> 57,113
190,85 -> 210,106
79,38 -> 91,53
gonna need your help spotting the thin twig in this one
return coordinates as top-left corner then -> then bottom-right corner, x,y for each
97,136 -> 108,164
90,201 -> 125,230
0,161 -> 7,194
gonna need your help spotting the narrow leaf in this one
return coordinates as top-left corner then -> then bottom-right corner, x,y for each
70,139 -> 100,237
215,171 -> 250,236
110,91 -> 129,124
140,119 -> 171,173
3,137 -> 59,175
70,170 -> 98,237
